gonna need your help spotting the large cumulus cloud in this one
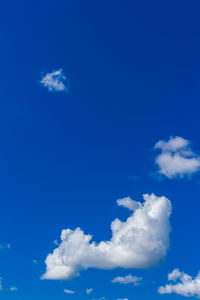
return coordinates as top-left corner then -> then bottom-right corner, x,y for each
42,193 -> 172,280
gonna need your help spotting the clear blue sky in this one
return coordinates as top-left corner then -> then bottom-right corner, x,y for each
1,1 -> 200,299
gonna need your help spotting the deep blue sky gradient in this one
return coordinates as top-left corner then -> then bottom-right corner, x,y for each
0,1 -> 200,299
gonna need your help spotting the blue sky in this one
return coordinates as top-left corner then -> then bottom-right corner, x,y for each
1,0 -> 200,299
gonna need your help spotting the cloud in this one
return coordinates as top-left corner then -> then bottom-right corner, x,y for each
158,269 -> 200,298
9,287 -> 18,291
86,288 -> 93,295
42,193 -> 172,280
117,197 -> 141,211
112,274 -> 142,285
0,278 -> 18,292
0,278 -> 2,291
40,69 -> 69,92
32,259 -> 38,264
116,298 -> 128,300
154,136 -> 200,178
64,289 -> 75,294
0,243 -> 10,249
53,239 -> 59,246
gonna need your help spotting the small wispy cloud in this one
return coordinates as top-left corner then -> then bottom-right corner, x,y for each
112,274 -> 142,286
40,69 -> 69,92
64,289 -> 75,294
53,239 -> 59,246
0,243 -> 10,250
9,287 -> 18,291
86,288 -> 93,295
0,278 -> 3,291
116,197 -> 141,211
32,259 -> 38,264
0,278 -> 18,292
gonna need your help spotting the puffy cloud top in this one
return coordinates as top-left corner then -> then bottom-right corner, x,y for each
154,136 -> 200,178
42,193 -> 172,280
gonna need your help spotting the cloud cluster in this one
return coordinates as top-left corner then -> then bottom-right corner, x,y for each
112,274 -> 142,285
158,269 -> 200,298
40,69 -> 69,92
42,193 -> 172,280
154,136 -> 200,178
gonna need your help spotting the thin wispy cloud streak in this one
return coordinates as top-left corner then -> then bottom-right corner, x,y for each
64,289 -> 75,294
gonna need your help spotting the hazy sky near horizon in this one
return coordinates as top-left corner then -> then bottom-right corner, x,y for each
1,1 -> 200,299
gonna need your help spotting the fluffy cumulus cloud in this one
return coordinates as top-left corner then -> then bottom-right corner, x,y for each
40,69 -> 69,92
112,274 -> 142,285
116,298 -> 128,300
42,193 -> 172,280
64,289 -> 75,294
154,136 -> 200,178
158,269 -> 200,298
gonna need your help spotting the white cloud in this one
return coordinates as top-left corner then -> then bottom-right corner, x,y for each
116,298 -> 128,300
40,69 -> 69,92
64,289 -> 75,294
168,268 -> 182,281
117,197 -> 141,211
42,193 -> 172,280
86,288 -> 93,294
9,287 -> 18,291
154,136 -> 200,178
112,274 -> 142,285
158,269 -> 200,298
0,278 -> 18,292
